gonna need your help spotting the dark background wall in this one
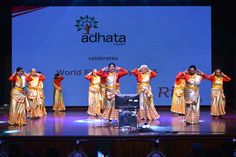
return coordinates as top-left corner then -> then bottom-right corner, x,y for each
0,1 -> 12,107
211,0 -> 235,108
0,0 -> 235,108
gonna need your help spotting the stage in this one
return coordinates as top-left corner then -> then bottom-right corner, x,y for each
0,110 -> 236,137
0,109 -> 236,157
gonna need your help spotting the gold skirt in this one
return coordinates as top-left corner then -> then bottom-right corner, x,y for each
28,98 -> 41,118
210,88 -> 226,116
8,88 -> 29,125
53,88 -> 65,111
27,88 -> 41,118
171,88 -> 185,114
87,87 -> 102,116
37,89 -> 47,117
102,88 -> 119,120
100,86 -> 106,110
137,85 -> 160,120
184,89 -> 200,124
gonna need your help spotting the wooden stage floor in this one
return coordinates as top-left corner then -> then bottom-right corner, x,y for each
0,110 -> 236,137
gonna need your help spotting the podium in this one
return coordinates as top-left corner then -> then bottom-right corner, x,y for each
115,94 -> 139,129
118,109 -> 138,128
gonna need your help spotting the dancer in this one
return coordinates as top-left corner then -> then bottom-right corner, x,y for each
131,65 -> 160,120
85,69 -> 102,116
37,71 -> 47,116
206,69 -> 231,118
176,65 -> 205,124
8,67 -> 30,125
170,73 -> 186,115
97,63 -> 128,120
26,68 -> 45,119
53,73 -> 65,111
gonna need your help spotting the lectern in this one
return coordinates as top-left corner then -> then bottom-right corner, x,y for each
115,94 -> 139,129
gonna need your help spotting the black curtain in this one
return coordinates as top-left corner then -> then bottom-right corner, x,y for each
0,1 -> 11,106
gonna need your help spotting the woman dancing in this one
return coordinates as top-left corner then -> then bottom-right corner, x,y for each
176,65 -> 206,124
53,73 -> 66,111
26,68 -> 45,119
8,67 -> 30,125
206,69 -> 231,118
171,72 -> 186,115
85,69 -> 102,116
97,63 -> 128,120
131,65 -> 160,120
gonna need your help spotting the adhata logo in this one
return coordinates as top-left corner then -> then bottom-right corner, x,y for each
75,15 -> 126,45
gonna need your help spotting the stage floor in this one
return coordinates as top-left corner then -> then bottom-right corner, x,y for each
0,110 -> 236,137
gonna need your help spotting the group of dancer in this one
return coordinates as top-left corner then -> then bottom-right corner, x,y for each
8,67 -> 65,125
7,63 -> 231,126
86,64 -> 231,124
85,63 -> 160,121
171,65 -> 231,124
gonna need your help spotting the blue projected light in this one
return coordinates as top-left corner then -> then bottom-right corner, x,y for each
74,119 -> 106,123
12,6 -> 211,106
150,126 -> 173,132
3,130 -> 21,134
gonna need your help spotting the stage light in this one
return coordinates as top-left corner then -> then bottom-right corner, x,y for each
68,150 -> 88,157
73,119 -> 106,123
147,151 -> 165,157
150,126 -> 172,132
68,139 -> 88,157
181,120 -> 205,123
97,151 -> 105,157
0,121 -> 7,124
147,139 -> 166,157
3,130 -> 20,134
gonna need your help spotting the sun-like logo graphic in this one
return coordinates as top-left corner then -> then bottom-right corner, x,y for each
75,15 -> 98,34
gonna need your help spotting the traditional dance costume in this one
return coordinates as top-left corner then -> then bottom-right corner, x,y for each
53,76 -> 66,111
131,68 -> 160,120
97,68 -> 128,120
8,74 -> 30,125
206,74 -> 231,116
177,72 -> 203,124
85,73 -> 102,116
171,74 -> 186,115
26,74 -> 45,118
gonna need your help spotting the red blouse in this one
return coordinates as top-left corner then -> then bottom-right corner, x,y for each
207,75 -> 231,82
96,68 -> 128,84
9,75 -> 17,83
26,75 -> 45,82
131,68 -> 157,83
54,76 -> 64,87
176,72 -> 207,81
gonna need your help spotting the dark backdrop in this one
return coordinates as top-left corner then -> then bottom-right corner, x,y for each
0,0 -> 235,108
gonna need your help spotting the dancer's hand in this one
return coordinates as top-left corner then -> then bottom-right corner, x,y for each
87,71 -> 92,75
183,69 -> 188,74
23,72 -> 28,77
13,71 -> 17,76
197,69 -> 204,76
221,72 -> 226,77
115,66 -> 121,71
102,67 -> 108,71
